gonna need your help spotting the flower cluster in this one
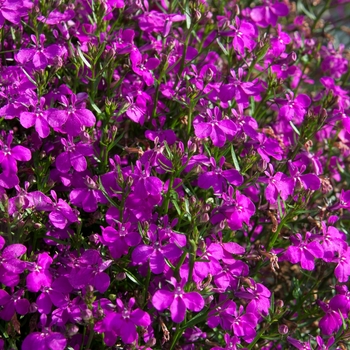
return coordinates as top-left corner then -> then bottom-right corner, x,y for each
0,0 -> 349,349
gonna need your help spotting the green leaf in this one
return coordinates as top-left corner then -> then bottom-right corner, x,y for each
216,38 -> 229,56
77,46 -> 92,69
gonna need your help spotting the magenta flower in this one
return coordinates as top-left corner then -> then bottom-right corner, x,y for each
284,232 -> 324,270
101,222 -> 141,259
0,132 -> 31,174
259,164 -> 294,204
16,34 -> 62,69
48,93 -> 96,136
101,298 -> 151,344
210,334 -> 241,350
0,237 -> 27,287
0,289 -> 30,321
22,328 -> 67,350
288,161 -> 321,192
55,136 -> 93,173
20,96 -> 51,138
26,253 -> 53,292
0,0 -> 26,26
250,0 -> 289,27
194,107 -> 238,148
220,17 -> 257,55
130,51 -> 160,86
334,246 -> 350,282
198,157 -> 243,194
132,223 -> 182,274
277,92 -> 311,123
317,300 -> 343,336
69,175 -> 108,212
152,277 -> 205,323
270,24 -> 291,57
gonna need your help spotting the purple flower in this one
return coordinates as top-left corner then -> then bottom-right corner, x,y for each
277,92 -> 311,123
210,334 -> 241,350
284,232 -> 324,270
194,107 -> 238,148
101,298 -> 151,344
0,289 -> 30,321
101,222 -> 141,259
250,0 -> 289,27
236,280 -> 271,317
198,157 -> 243,194
0,237 -> 26,287
270,24 -> 291,57
0,0 -> 26,26
69,175 -> 108,212
55,136 -> 93,173
68,250 -> 112,293
0,132 -> 31,174
20,96 -> 51,138
16,34 -> 62,69
31,190 -> 79,229
22,328 -> 67,350
317,300 -> 343,336
130,51 -> 159,86
219,68 -> 260,108
288,161 -> 321,191
212,187 -> 255,231
26,252 -> 53,292
259,164 -> 294,204
152,277 -> 205,323
36,276 -> 72,315
132,223 -> 182,274
48,93 -> 96,136
334,246 -> 350,282
220,17 -> 257,55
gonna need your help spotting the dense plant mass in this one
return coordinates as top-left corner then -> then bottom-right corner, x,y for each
0,0 -> 350,349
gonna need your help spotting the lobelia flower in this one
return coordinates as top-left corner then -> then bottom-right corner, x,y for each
211,187 -> 255,231
318,222 -> 346,262
219,68 -> 260,108
22,315 -> 67,350
0,236 -> 27,287
193,107 -> 238,148
68,250 -> 112,293
132,223 -> 182,274
288,161 -> 321,192
180,241 -> 223,282
220,16 -> 257,56
130,51 -> 160,86
20,95 -> 51,138
214,260 -> 249,291
55,136 -> 93,173
210,334 -> 242,350
317,300 -> 343,336
48,93 -> 96,136
277,92 -> 311,123
315,335 -> 335,350
250,0 -> 289,27
132,161 -> 163,198
31,190 -> 79,229
36,276 -> 72,315
287,337 -> 312,350
152,277 -> 205,323
197,157 -> 243,194
16,34 -> 62,70
255,134 -> 284,162
101,298 -> 151,345
235,279 -> 271,317
333,245 -> 350,282
26,253 -> 53,293
101,222 -> 141,259
329,285 -> 350,315
259,164 -> 294,204
284,232 -> 324,270
270,24 -> 291,57
0,0 -> 26,27
0,132 -> 31,174
0,288 -> 30,321
69,175 -> 108,212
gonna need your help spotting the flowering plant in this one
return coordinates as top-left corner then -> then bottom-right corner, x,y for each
0,0 -> 350,349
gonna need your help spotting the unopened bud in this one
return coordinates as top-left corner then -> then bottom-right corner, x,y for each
278,325 -> 288,335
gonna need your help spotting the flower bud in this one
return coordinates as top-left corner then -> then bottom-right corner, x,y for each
278,324 -> 288,335
82,309 -> 93,322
